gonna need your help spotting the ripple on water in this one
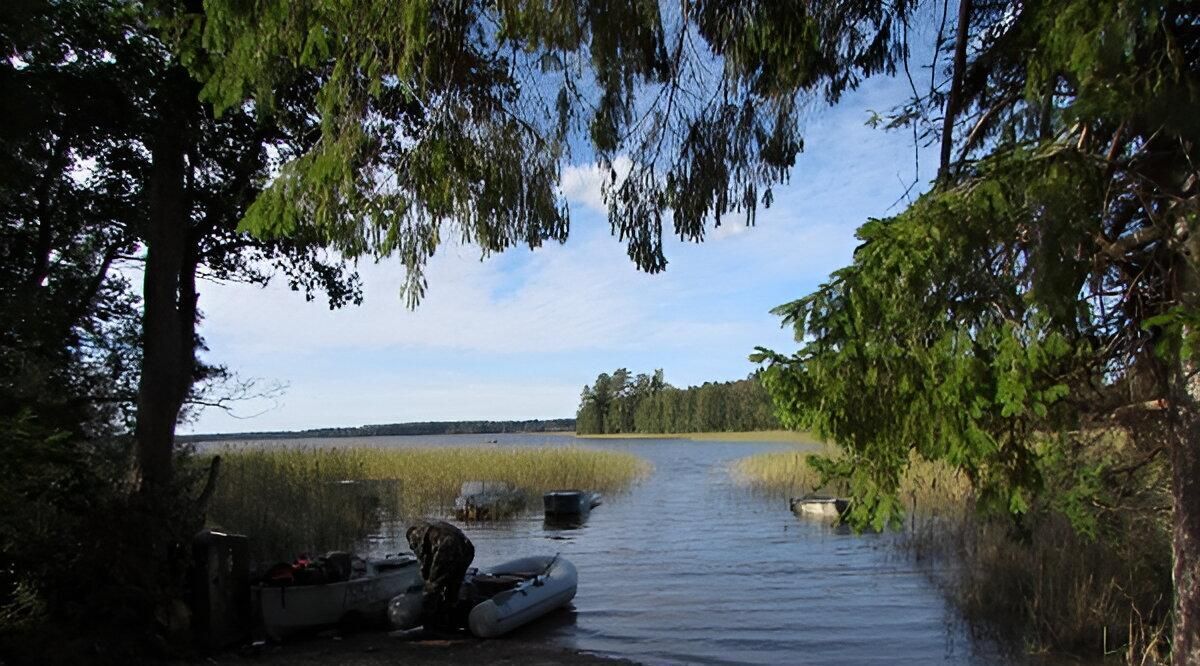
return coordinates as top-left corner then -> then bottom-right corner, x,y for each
327,434 -> 1015,665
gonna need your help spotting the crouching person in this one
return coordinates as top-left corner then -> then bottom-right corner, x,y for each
390,519 -> 475,634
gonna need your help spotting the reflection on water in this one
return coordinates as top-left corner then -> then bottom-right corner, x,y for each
258,433 -> 1012,665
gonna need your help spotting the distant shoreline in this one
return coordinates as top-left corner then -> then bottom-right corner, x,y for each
573,430 -> 821,444
179,418 -> 576,443
180,426 -> 819,445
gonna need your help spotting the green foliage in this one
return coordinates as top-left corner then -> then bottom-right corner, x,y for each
754,144 -> 1139,529
1,0 -> 364,435
1144,305 -> 1200,366
0,0 -> 149,438
575,368 -> 779,435
1,0 -> 369,657
756,1 -> 1200,545
0,416 -> 210,663
194,0 -> 920,300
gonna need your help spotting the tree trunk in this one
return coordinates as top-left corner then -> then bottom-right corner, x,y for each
30,135 -> 69,290
1171,229 -> 1200,666
939,0 -> 971,180
1169,405 -> 1200,665
135,68 -> 197,493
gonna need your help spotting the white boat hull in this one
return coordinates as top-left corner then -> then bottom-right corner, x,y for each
789,497 -> 850,518
467,555 -> 577,638
257,558 -> 422,640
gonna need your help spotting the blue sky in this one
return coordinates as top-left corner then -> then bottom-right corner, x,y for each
185,73 -> 936,434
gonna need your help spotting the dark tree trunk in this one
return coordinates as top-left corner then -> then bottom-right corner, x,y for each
1169,409 -> 1200,666
939,0 -> 971,180
135,68 -> 197,493
1171,230 -> 1200,666
29,135 -> 69,289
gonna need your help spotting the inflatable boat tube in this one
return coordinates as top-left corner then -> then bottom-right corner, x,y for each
467,555 -> 577,638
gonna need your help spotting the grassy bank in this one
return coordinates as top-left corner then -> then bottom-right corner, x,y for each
574,430 -> 821,444
731,447 -> 1172,662
730,447 -> 969,524
207,445 -> 650,564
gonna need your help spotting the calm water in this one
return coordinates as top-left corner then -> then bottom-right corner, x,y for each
229,433 -> 1015,665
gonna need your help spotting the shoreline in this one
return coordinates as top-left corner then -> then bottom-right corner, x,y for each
571,430 -> 821,444
197,629 -> 636,666
189,429 -> 820,445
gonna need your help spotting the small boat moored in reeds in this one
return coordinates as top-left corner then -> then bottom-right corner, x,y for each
543,490 -> 602,519
789,496 -> 850,520
454,480 -> 526,520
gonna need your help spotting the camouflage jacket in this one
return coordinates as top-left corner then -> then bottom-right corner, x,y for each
405,519 -> 475,583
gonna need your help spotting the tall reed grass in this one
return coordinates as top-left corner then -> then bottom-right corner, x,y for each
730,447 -> 969,523
206,445 -> 650,565
922,511 -> 1172,662
730,446 -> 1172,663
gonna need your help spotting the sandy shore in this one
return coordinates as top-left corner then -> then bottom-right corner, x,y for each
200,630 -> 634,666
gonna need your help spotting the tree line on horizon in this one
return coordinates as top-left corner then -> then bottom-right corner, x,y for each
575,369 -> 779,435
181,418 -> 576,442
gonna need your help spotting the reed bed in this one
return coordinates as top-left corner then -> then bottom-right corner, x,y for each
206,445 -> 650,564
730,447 -> 969,521
926,511 -> 1173,662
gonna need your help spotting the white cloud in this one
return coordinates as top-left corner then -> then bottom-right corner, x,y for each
558,156 -> 633,215
197,205 -> 858,364
187,73 -> 934,432
712,222 -> 751,240
200,234 -> 650,357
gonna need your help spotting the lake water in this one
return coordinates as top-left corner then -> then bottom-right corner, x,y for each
226,433 -> 1017,665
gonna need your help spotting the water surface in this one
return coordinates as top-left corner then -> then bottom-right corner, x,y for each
227,433 -> 1011,664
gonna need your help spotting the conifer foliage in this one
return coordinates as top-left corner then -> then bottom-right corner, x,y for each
575,370 -> 778,434
751,3 -> 1200,661
196,0 -> 913,301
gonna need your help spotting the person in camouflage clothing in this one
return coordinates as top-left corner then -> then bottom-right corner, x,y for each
405,519 -> 476,631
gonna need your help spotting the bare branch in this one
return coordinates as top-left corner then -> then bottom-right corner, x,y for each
186,374 -> 289,420
958,93 -> 1019,163
1099,226 -> 1164,260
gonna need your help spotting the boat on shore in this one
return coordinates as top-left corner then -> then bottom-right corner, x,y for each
543,490 -> 602,519
256,554 -> 422,640
389,554 -> 577,638
454,480 -> 526,520
467,555 -> 577,638
789,496 -> 850,519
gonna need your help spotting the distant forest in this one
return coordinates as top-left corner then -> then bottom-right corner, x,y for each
180,419 -> 576,443
575,369 -> 779,434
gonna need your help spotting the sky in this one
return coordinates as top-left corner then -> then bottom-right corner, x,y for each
184,73 -> 936,434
